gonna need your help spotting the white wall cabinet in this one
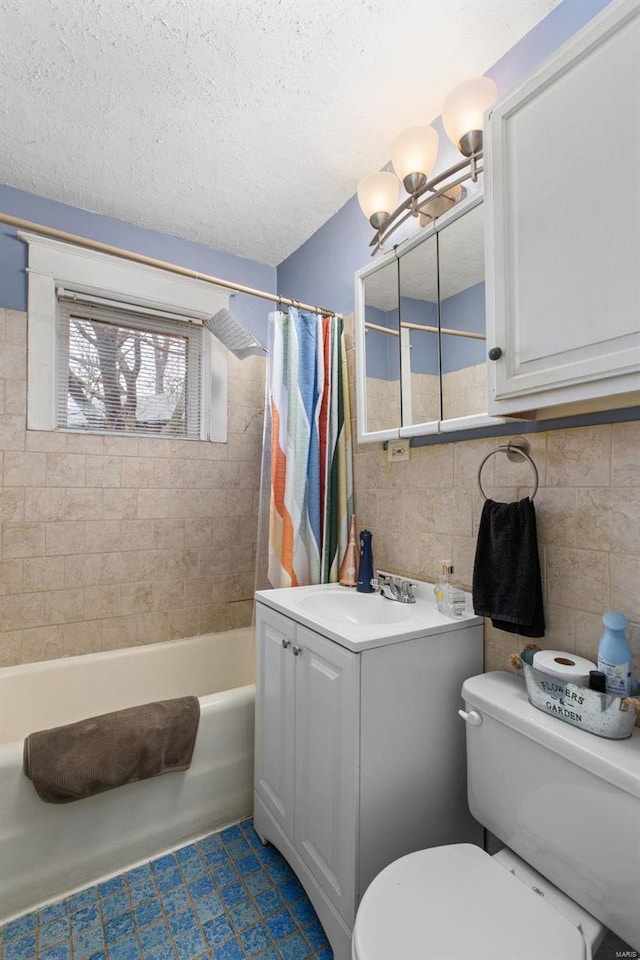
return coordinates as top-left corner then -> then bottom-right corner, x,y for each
254,596 -> 483,960
485,0 -> 640,416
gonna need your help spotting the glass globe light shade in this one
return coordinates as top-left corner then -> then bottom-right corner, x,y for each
441,77 -> 498,151
391,126 -> 439,189
357,171 -> 400,227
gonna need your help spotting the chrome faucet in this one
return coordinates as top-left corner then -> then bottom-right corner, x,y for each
376,573 -> 417,603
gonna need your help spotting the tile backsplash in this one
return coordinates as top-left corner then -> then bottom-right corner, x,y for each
0,308 -> 265,666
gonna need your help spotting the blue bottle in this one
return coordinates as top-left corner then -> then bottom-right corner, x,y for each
357,530 -> 374,593
597,611 -> 631,696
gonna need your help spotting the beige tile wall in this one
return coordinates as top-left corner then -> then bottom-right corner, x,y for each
0,308 -> 265,666
346,319 -> 640,679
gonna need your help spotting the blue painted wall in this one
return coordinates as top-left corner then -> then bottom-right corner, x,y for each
366,284 -> 485,380
441,282 -> 486,374
276,0 -> 611,315
0,183 -> 275,344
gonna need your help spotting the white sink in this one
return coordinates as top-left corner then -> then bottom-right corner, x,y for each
297,588 -> 417,625
255,580 -> 481,651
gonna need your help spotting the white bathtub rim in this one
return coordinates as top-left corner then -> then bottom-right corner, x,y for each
0,812 -> 255,927
0,682 -> 256,764
0,626 -> 253,678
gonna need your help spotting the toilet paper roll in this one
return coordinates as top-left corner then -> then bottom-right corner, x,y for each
532,649 -> 597,686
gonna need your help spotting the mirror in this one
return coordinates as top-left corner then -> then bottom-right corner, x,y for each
438,202 -> 487,423
361,259 -> 401,436
355,191 -> 503,443
398,231 -> 440,430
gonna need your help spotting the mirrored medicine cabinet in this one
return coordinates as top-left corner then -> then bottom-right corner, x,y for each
354,192 -> 506,444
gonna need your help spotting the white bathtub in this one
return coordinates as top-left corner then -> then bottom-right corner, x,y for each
0,627 -> 255,922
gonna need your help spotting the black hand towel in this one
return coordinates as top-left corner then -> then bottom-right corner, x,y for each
472,497 -> 545,638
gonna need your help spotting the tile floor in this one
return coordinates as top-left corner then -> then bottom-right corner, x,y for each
0,819 -> 333,960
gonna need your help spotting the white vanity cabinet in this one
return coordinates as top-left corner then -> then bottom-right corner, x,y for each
254,604 -> 359,927
254,589 -> 483,960
485,0 -> 640,417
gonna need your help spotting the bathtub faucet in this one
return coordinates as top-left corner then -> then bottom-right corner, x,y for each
376,573 -> 417,604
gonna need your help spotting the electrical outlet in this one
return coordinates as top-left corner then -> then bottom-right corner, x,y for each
388,439 -> 410,462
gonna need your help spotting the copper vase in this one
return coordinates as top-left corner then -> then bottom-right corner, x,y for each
339,515 -> 360,587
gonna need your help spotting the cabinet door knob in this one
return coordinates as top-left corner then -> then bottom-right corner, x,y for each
282,638 -> 290,649
488,347 -> 503,361
292,645 -> 301,656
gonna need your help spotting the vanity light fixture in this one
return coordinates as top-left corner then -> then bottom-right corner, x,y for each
357,76 -> 497,253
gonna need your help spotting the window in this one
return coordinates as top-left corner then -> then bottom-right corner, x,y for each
58,297 -> 202,439
21,232 -> 229,442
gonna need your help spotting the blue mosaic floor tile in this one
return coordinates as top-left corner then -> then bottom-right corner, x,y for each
278,931 -> 312,960
39,943 -> 71,960
70,905 -> 100,934
173,926 -> 206,960
39,917 -> 70,949
72,924 -> 105,959
255,888 -> 284,918
4,934 -> 36,960
219,881 -> 247,909
264,907 -> 296,941
219,824 -> 243,842
187,875 -> 214,900
202,914 -> 234,947
160,886 -> 190,916
228,899 -> 259,932
212,936 -> 244,960
107,934 -> 139,960
38,902 -> 68,926
138,920 -> 171,953
100,892 -> 130,921
193,894 -> 224,925
236,853 -> 261,874
69,888 -> 98,913
98,875 -> 126,898
244,869 -> 272,897
103,911 -> 134,944
129,879 -> 157,907
302,917 -> 331,952
240,922 -> 272,956
134,900 -> 163,928
3,914 -> 36,943
143,946 -> 176,960
155,867 -> 182,892
211,862 -> 238,889
125,862 -> 152,885
0,819 -> 333,960
178,857 -> 206,882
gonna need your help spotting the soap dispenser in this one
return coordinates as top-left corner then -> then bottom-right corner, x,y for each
434,563 -> 465,618
357,530 -> 374,593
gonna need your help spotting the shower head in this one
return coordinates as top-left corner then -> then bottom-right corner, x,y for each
205,308 -> 266,360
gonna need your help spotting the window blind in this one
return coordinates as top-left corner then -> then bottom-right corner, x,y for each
56,296 -> 203,439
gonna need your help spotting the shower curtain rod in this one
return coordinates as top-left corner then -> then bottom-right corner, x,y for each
0,212 -> 342,319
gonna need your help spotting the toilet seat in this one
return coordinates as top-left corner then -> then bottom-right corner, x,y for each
352,844 -> 587,960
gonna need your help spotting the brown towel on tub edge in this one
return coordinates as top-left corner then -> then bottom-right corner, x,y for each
23,696 -> 200,804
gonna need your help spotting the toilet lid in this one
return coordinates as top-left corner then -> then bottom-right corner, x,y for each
352,845 -> 586,960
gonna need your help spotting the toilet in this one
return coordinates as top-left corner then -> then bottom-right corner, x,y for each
352,671 -> 640,960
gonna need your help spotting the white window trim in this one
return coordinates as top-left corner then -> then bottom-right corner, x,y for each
20,231 -> 229,442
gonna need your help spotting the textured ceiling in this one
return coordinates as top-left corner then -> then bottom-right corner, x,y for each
0,0 -> 559,266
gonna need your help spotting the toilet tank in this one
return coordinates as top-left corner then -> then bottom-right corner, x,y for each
462,672 -> 640,950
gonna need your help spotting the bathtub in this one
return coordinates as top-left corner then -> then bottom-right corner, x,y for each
0,627 -> 255,922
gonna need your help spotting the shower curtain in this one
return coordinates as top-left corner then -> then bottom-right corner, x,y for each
258,308 -> 353,590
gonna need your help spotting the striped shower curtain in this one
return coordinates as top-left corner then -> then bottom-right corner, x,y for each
267,308 -> 353,588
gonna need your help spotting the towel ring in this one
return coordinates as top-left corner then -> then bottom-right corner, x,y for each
477,440 -> 539,501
